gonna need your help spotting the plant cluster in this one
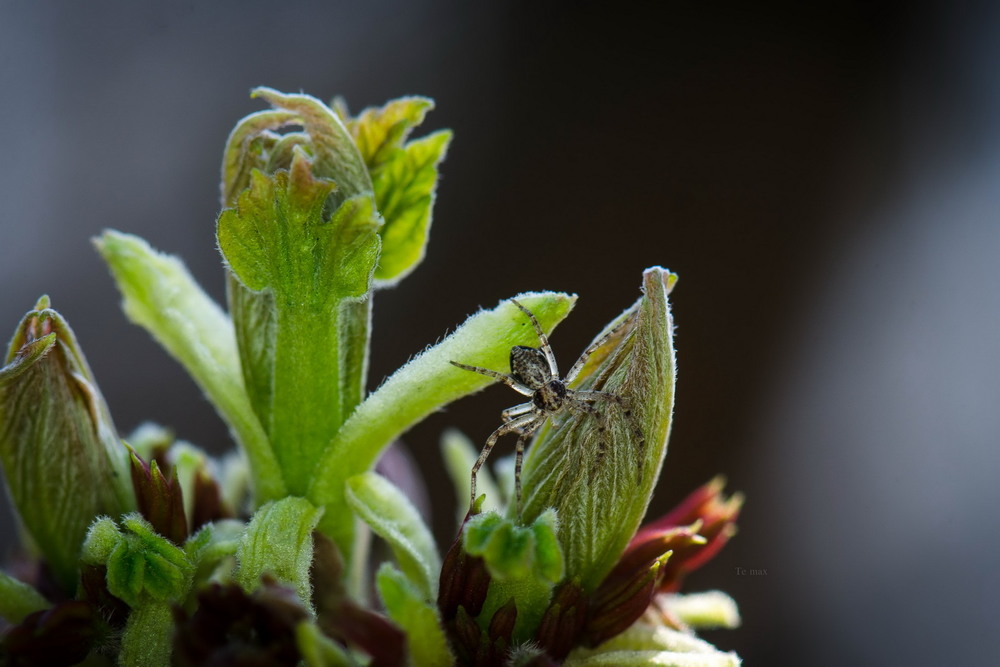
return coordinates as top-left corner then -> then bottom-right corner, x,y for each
0,88 -> 743,666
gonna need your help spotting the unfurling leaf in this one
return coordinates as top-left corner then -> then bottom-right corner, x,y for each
341,96 -> 451,284
81,513 -> 194,608
459,509 -> 564,642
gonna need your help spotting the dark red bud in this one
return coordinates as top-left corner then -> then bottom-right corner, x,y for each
129,450 -> 188,544
626,478 -> 743,593
189,467 -> 234,532
488,597 -> 517,645
438,513 -> 492,623
450,606 -> 483,665
609,523 -> 703,587
586,552 -> 669,647
534,579 -> 589,660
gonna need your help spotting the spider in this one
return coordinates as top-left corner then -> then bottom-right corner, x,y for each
450,299 -> 641,515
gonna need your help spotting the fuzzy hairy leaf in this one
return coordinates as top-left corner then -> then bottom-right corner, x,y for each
345,472 -> 440,600
346,97 -> 434,170
371,129 -> 451,284
307,292 -> 575,560
95,231 -> 284,503
344,97 -> 450,284
218,154 -> 382,493
236,497 -> 323,608
81,514 -> 194,609
223,87 -> 373,208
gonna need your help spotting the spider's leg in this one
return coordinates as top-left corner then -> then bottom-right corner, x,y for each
564,311 -> 638,385
574,390 -> 646,477
450,360 -> 533,396
511,299 -> 559,378
501,401 -> 534,422
471,412 -> 538,508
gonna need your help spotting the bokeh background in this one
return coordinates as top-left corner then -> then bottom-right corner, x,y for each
2,2 -> 999,664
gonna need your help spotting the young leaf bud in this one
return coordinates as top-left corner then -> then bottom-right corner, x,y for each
0,297 -> 134,591
519,268 -> 678,592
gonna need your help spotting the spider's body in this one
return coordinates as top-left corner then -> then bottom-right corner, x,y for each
509,345 -> 565,411
451,300 -> 641,515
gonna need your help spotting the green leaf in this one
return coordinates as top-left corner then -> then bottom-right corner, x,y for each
221,107 -> 299,206
236,497 -> 323,608
341,97 -> 451,284
307,292 -> 575,561
344,472 -> 440,600
94,231 -> 285,504
217,155 -> 382,493
372,129 -> 452,284
0,331 -> 55,384
0,298 -> 135,591
220,87 -> 381,440
531,511 -> 566,583
184,519 -> 244,586
81,514 -> 193,608
347,97 -> 435,170
0,570 -> 49,623
442,428 -> 505,522
520,267 -> 679,591
376,563 -> 453,667
82,516 -> 125,564
462,513 -> 504,560
219,160 -> 378,296
481,521 -> 534,580
117,515 -> 193,604
463,510 -> 563,584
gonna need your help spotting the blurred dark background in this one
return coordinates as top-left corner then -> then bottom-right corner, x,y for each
3,1 -> 999,664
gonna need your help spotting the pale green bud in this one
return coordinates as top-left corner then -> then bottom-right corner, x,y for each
0,297 -> 134,591
519,267 -> 678,592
